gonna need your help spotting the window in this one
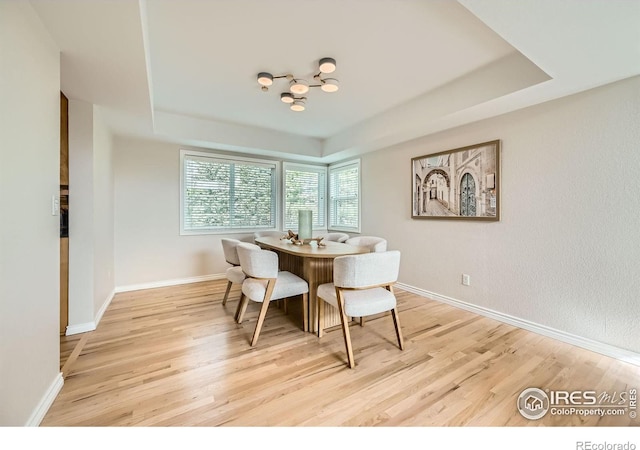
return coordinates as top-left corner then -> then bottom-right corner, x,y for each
328,159 -> 360,232
181,151 -> 278,234
283,163 -> 326,230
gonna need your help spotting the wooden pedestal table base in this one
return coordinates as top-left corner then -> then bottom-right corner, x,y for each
255,236 -> 369,333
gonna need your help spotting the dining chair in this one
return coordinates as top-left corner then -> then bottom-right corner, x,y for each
344,236 -> 387,252
320,232 -> 349,243
316,250 -> 403,368
253,230 -> 284,241
339,236 -> 387,328
220,239 -> 253,307
235,243 -> 309,346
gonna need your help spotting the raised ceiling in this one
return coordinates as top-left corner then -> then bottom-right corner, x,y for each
31,0 -> 640,163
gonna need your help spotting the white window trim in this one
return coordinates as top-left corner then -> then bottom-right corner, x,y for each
282,162 -> 327,231
180,149 -> 281,235
328,158 -> 361,233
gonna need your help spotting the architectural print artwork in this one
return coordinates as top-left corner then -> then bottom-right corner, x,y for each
412,140 -> 500,221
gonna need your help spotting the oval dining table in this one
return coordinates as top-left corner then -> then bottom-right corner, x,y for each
254,236 -> 370,333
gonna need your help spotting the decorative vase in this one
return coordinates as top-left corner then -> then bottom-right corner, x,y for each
298,210 -> 312,241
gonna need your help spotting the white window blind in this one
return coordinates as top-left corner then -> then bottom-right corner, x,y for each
328,159 -> 360,232
283,163 -> 326,230
181,152 -> 277,233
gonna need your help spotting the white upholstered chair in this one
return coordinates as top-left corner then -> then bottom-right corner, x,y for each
320,232 -> 349,243
317,250 -> 403,368
220,239 -> 253,307
235,243 -> 309,346
253,230 -> 284,241
344,236 -> 387,252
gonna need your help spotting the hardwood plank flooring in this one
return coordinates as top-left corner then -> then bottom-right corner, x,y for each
43,280 -> 640,426
59,333 -> 82,370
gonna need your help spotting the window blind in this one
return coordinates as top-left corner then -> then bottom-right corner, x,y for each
283,163 -> 326,230
182,153 -> 276,232
328,160 -> 360,231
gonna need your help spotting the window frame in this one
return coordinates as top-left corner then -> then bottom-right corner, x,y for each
180,149 -> 281,235
328,158 -> 361,233
282,162 -> 327,231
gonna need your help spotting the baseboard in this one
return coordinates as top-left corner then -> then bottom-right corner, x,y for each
25,372 -> 63,426
94,289 -> 115,327
396,282 -> 640,367
64,290 -> 115,336
115,273 -> 226,293
66,321 -> 96,336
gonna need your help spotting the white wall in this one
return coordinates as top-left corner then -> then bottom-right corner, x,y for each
92,107 -> 115,319
113,137 -> 251,289
68,99 -> 95,328
360,75 -> 640,354
68,101 -> 115,333
0,2 -> 62,426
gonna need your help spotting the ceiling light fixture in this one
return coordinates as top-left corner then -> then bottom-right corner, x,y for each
290,98 -> 306,112
320,78 -> 339,93
257,72 -> 273,90
280,93 -> 294,104
290,79 -> 309,95
257,57 -> 339,111
318,57 -> 336,74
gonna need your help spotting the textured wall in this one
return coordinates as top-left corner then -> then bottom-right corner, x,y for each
360,75 -> 640,353
113,138 -> 252,288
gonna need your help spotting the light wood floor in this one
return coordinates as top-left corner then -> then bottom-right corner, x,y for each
43,280 -> 640,426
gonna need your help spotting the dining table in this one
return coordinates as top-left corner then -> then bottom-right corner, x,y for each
254,236 -> 370,333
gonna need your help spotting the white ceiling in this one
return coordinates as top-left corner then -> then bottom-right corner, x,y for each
30,0 -> 640,163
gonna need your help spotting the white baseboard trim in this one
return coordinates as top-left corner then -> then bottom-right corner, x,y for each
25,372 -> 63,426
65,291 -> 115,336
115,273 -> 226,294
396,282 -> 640,367
66,321 -> 96,336
94,289 -> 115,327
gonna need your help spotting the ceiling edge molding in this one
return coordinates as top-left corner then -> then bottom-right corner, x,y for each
138,0 -> 155,129
153,110 -> 324,160
322,51 -> 550,158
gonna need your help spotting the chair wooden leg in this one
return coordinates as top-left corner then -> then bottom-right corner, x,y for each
302,293 -> 308,332
391,307 -> 404,350
222,281 -> 233,306
317,296 -> 324,338
336,291 -> 355,368
249,279 -> 276,347
236,294 -> 249,323
234,294 -> 241,321
359,317 -> 365,327
251,299 -> 272,347
234,293 -> 245,321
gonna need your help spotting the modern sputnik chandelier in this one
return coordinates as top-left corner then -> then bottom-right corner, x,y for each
257,57 -> 339,112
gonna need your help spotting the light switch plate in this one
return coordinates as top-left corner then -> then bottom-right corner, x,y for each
52,195 -> 60,215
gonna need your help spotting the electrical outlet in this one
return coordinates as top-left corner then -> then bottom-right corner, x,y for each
462,274 -> 471,286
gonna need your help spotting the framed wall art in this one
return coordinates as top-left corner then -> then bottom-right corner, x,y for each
411,140 -> 500,221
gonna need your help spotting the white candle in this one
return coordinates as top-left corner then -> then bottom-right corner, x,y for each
298,210 -> 312,240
